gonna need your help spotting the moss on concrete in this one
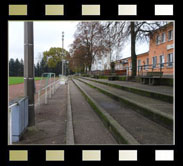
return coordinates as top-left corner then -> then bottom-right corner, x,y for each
73,79 -> 139,144
83,77 -> 173,103
78,78 -> 173,131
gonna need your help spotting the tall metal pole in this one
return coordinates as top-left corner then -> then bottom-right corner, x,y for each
62,32 -> 64,75
24,22 -> 35,126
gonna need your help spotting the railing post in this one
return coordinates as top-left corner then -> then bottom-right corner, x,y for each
49,85 -> 51,98
38,91 -> 40,106
8,109 -> 12,145
54,75 -> 55,93
52,84 -> 54,95
45,88 -> 47,104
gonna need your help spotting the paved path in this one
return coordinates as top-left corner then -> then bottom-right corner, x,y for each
17,85 -> 67,145
17,80 -> 117,145
74,79 -> 173,144
69,80 -> 117,144
84,77 -> 173,96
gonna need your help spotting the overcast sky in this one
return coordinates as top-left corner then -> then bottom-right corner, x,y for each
8,21 -> 149,64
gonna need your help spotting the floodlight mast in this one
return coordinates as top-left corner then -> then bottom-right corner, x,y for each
62,31 -> 64,75
24,22 -> 35,126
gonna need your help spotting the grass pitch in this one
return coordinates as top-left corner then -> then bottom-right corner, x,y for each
9,77 -> 42,85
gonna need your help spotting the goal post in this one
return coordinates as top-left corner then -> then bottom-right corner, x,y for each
39,72 -> 55,91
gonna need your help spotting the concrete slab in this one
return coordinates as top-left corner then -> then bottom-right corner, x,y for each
69,80 -> 117,145
74,79 -> 173,144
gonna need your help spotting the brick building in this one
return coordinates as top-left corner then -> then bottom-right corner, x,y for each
115,22 -> 174,76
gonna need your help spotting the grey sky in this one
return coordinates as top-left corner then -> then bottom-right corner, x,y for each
8,21 -> 149,64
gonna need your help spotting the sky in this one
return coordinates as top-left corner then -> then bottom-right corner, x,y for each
8,21 -> 149,65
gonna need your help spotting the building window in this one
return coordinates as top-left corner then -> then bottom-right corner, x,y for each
152,56 -> 157,68
161,33 -> 166,43
137,59 -> 141,71
145,58 -> 149,70
156,35 -> 161,45
168,30 -> 173,41
167,53 -> 173,67
159,55 -> 165,68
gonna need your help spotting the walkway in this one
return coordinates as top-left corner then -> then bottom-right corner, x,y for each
17,84 -> 67,145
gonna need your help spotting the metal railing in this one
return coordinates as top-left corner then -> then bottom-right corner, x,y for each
35,78 -> 62,108
8,78 -> 63,144
8,97 -> 28,145
126,62 -> 174,77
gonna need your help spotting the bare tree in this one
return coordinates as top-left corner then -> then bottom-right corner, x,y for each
72,22 -> 109,71
104,21 -> 168,77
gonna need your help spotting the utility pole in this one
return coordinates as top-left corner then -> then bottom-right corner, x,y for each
24,22 -> 35,126
62,32 -> 64,75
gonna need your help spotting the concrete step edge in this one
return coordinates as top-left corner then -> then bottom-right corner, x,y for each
73,79 -> 139,145
66,82 -> 75,145
78,78 -> 173,131
82,77 -> 173,104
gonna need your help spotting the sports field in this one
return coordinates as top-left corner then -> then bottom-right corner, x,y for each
9,77 -> 42,85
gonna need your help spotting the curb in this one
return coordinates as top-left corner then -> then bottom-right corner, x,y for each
77,78 -> 173,131
66,82 -> 75,145
82,77 -> 173,104
73,79 -> 139,145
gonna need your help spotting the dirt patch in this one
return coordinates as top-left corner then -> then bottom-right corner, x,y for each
9,78 -> 58,102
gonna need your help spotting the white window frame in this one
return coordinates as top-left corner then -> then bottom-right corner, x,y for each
167,53 -> 173,67
137,59 -> 141,71
161,32 -> 166,43
156,35 -> 161,45
152,56 -> 157,68
159,55 -> 165,68
145,58 -> 149,70
168,30 -> 173,41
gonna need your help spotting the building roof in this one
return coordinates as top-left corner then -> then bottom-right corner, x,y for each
136,51 -> 149,57
149,22 -> 173,37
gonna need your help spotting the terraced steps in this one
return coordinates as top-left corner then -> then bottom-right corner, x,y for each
73,79 -> 173,144
81,77 -> 173,103
69,80 -> 117,144
77,78 -> 173,130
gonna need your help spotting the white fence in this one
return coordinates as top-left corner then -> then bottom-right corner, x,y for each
8,97 -> 28,145
35,78 -> 62,108
8,78 -> 64,144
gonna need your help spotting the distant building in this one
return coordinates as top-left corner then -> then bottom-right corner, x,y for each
148,22 -> 174,76
91,22 -> 174,76
116,22 -> 174,76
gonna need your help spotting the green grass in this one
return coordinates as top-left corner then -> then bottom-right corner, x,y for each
9,77 -> 42,85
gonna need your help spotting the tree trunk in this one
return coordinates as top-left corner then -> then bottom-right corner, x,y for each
131,22 -> 136,77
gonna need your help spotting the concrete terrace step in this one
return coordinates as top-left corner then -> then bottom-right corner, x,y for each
73,79 -> 173,145
77,78 -> 173,131
69,80 -> 117,144
82,77 -> 173,103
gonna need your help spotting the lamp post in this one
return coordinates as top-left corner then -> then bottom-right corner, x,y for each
62,32 -> 64,75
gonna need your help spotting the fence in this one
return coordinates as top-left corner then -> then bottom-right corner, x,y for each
35,78 -> 62,108
89,69 -> 127,76
8,77 -> 63,144
126,62 -> 174,77
8,97 -> 28,144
